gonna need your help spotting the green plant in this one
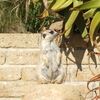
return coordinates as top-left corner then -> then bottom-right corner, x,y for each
25,2 -> 55,33
0,0 -> 55,33
34,0 -> 100,51
0,0 -> 26,33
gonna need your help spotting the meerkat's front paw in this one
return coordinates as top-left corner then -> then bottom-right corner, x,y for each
37,67 -> 51,84
56,53 -> 61,67
51,69 -> 65,84
38,74 -> 50,84
41,55 -> 50,65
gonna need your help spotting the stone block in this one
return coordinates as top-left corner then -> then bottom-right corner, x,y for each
62,49 -> 100,65
0,66 -> 21,81
49,21 -> 63,32
0,51 -> 5,65
0,98 -> 21,100
22,67 -> 37,81
0,82 -> 96,99
7,50 -> 40,65
22,84 -> 92,100
64,82 -> 94,99
64,34 -> 88,48
62,65 -> 70,82
70,65 -> 100,81
0,82 -> 37,97
0,34 -> 39,48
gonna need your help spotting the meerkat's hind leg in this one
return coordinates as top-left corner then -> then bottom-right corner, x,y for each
52,74 -> 64,84
39,77 -> 50,84
52,69 -> 65,84
38,73 -> 50,84
38,68 -> 51,84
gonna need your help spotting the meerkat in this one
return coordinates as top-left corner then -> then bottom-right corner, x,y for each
36,29 -> 65,84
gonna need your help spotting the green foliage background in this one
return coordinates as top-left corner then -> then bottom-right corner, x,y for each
0,0 -> 55,33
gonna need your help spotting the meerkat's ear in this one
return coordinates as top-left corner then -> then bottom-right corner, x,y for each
43,34 -> 46,38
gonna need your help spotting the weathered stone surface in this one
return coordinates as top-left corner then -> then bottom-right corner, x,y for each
49,21 -> 63,32
0,82 -> 37,97
69,65 -> 100,81
0,34 -> 39,48
62,49 -> 100,65
22,67 -> 37,81
65,82 -> 94,99
0,82 -> 96,99
0,98 -> 21,100
64,34 -> 88,48
62,65 -> 70,82
0,51 -> 5,65
22,84 -> 91,100
0,66 -> 21,81
7,50 -> 40,65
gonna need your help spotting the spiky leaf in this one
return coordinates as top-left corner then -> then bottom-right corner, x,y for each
64,0 -> 83,37
71,0 -> 100,10
83,9 -> 96,19
89,11 -> 100,41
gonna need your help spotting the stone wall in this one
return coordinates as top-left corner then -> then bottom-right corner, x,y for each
0,34 -> 100,100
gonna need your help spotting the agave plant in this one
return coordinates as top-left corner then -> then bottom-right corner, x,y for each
32,0 -> 100,51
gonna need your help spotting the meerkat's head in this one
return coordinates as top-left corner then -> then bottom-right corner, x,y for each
42,29 -> 58,41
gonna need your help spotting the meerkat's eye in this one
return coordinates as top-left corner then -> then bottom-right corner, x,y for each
43,34 -> 46,38
49,30 -> 54,34
54,29 -> 60,32
54,29 -> 57,32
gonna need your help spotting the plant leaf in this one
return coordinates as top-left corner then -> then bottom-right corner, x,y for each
64,0 -> 83,36
75,13 -> 89,42
85,87 -> 100,99
92,95 -> 100,100
83,8 -> 96,19
54,0 -> 73,12
25,0 -> 30,23
49,0 -> 67,11
35,9 -> 49,18
89,11 -> 100,51
31,0 -> 39,2
87,74 -> 100,90
64,26 -> 73,37
89,11 -> 100,41
70,0 -> 100,10
64,10 -> 79,37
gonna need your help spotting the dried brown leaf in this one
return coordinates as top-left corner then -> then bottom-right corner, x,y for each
35,9 -> 49,18
85,87 -> 100,99
92,95 -> 100,100
87,74 -> 100,90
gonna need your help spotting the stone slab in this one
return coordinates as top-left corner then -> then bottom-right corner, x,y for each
0,34 -> 39,48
